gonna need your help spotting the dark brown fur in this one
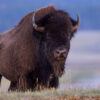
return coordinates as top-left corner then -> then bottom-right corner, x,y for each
0,6 -> 79,91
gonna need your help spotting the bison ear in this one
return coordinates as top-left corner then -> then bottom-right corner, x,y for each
70,15 -> 80,34
32,6 -> 56,32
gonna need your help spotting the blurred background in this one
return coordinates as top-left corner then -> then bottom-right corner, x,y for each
0,0 -> 100,91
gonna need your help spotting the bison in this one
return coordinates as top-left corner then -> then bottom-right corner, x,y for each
0,6 -> 79,91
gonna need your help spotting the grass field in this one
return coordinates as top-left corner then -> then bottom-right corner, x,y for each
0,87 -> 100,100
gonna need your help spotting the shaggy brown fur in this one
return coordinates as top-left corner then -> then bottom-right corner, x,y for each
0,6 -> 79,91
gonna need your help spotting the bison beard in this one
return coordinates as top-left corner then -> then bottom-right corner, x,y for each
0,6 -> 79,91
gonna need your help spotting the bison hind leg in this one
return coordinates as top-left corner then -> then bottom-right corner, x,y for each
8,75 -> 36,92
8,78 -> 29,92
8,81 -> 17,91
8,75 -> 29,92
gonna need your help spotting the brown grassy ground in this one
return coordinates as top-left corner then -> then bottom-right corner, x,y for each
0,91 -> 100,100
0,76 -> 100,100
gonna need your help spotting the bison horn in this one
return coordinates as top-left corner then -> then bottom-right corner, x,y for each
32,6 -> 56,32
72,15 -> 80,32
32,13 -> 45,32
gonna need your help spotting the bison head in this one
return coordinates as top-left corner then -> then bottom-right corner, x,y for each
32,6 -> 79,77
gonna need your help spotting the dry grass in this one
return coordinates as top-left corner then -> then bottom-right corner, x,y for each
0,86 -> 100,100
0,88 -> 100,100
0,75 -> 100,100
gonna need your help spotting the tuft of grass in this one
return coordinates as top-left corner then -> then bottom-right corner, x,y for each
0,89 -> 100,100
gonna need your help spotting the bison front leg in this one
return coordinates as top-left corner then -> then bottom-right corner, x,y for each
49,75 -> 59,89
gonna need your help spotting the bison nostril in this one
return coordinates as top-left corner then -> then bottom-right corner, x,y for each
54,49 -> 67,60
